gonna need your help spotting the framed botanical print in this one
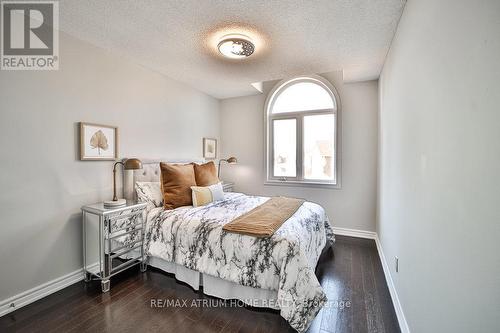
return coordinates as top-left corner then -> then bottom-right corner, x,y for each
80,122 -> 118,161
203,138 -> 217,159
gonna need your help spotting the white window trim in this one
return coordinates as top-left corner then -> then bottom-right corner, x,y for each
264,75 -> 342,189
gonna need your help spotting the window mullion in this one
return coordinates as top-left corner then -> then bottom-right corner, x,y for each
268,117 -> 274,180
297,115 -> 304,181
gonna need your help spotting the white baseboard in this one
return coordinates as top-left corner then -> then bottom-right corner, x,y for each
0,268 -> 85,317
332,226 -> 377,239
374,235 -> 411,333
333,227 -> 410,333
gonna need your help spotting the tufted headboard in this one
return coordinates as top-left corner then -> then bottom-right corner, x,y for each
123,158 -> 205,201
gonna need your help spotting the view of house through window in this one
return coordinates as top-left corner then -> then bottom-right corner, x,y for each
267,76 -> 338,185
304,114 -> 335,180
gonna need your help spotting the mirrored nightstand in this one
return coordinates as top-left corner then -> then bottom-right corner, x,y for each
222,182 -> 234,192
81,201 -> 147,292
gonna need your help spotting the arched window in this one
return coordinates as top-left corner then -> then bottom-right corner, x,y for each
265,76 -> 340,186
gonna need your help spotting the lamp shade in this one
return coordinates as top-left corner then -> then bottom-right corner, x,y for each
226,156 -> 238,164
123,158 -> 142,170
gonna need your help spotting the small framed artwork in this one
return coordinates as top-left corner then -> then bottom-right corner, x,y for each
80,122 -> 118,161
203,138 -> 217,159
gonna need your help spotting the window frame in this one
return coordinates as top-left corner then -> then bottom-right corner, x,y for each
265,75 -> 342,188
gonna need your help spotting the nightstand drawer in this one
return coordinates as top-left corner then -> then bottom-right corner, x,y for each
111,216 -> 142,229
108,212 -> 143,233
110,240 -> 142,259
110,231 -> 142,252
108,222 -> 142,240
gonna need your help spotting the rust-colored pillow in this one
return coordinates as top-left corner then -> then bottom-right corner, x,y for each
160,163 -> 197,210
193,161 -> 219,186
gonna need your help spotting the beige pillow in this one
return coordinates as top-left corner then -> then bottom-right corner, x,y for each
160,163 -> 196,210
191,182 -> 225,207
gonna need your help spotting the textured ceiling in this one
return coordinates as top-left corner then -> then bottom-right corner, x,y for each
59,0 -> 405,99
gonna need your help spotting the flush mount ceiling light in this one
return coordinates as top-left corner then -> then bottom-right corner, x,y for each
217,34 -> 255,59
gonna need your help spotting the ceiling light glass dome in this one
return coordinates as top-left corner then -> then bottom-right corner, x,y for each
217,34 -> 255,59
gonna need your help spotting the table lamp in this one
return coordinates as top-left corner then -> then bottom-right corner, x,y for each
104,158 -> 142,208
218,156 -> 237,179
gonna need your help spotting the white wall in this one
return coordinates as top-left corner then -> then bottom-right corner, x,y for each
220,71 -> 378,232
378,0 -> 500,332
0,32 -> 219,301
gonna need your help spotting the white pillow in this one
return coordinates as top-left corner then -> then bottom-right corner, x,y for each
135,182 -> 162,208
208,182 -> 225,201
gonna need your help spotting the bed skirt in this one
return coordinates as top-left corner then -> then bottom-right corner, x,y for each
148,256 -> 279,309
114,242 -> 279,310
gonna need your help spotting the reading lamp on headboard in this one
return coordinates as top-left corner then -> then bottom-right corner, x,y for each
104,158 -> 142,208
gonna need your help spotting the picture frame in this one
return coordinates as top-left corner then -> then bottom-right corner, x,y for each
79,122 -> 118,161
203,138 -> 217,159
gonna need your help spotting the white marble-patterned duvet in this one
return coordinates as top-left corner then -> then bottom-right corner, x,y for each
144,192 -> 334,332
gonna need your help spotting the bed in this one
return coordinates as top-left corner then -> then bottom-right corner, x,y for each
119,159 -> 335,332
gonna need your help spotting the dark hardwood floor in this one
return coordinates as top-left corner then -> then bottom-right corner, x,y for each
0,236 -> 400,333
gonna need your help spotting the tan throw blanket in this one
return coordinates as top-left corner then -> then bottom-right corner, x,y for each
223,196 -> 305,237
